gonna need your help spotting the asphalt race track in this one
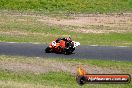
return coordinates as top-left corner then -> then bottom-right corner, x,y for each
0,42 -> 132,61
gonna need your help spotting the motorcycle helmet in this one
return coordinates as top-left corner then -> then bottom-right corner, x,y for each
66,37 -> 72,41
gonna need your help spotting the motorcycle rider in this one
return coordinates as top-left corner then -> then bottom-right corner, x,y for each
55,37 -> 72,48
45,36 -> 79,54
56,37 -> 72,42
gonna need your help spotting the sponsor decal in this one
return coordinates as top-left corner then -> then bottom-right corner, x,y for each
76,67 -> 131,85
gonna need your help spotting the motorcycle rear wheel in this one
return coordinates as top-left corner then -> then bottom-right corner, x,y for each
64,49 -> 70,55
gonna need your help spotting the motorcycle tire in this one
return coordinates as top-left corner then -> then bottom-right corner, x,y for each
64,48 -> 70,55
45,47 -> 52,53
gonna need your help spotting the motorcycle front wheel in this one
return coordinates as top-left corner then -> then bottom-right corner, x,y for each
45,47 -> 52,53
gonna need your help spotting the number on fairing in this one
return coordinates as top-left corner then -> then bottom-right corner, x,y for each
52,41 -> 56,46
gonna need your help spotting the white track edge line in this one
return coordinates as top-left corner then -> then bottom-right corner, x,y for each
0,42 -> 130,47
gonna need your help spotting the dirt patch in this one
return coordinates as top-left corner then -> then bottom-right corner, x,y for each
0,31 -> 70,37
70,28 -> 132,33
38,15 -> 131,27
37,13 -> 132,33
0,30 -> 28,36
0,57 -> 122,75
1,12 -> 132,33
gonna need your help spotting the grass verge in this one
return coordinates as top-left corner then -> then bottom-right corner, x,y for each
0,70 -> 132,88
0,13 -> 132,46
0,55 -> 132,88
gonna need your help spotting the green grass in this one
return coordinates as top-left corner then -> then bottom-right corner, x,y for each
0,70 -> 132,88
1,55 -> 132,69
0,70 -> 75,87
78,33 -> 132,46
57,57 -> 132,74
0,55 -> 132,88
0,11 -> 132,46
0,0 -> 132,13
0,21 -> 132,46
58,57 -> 132,68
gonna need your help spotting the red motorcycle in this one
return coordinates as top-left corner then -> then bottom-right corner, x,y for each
45,39 -> 80,55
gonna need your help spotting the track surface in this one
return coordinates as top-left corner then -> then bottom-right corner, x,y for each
0,42 -> 132,61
